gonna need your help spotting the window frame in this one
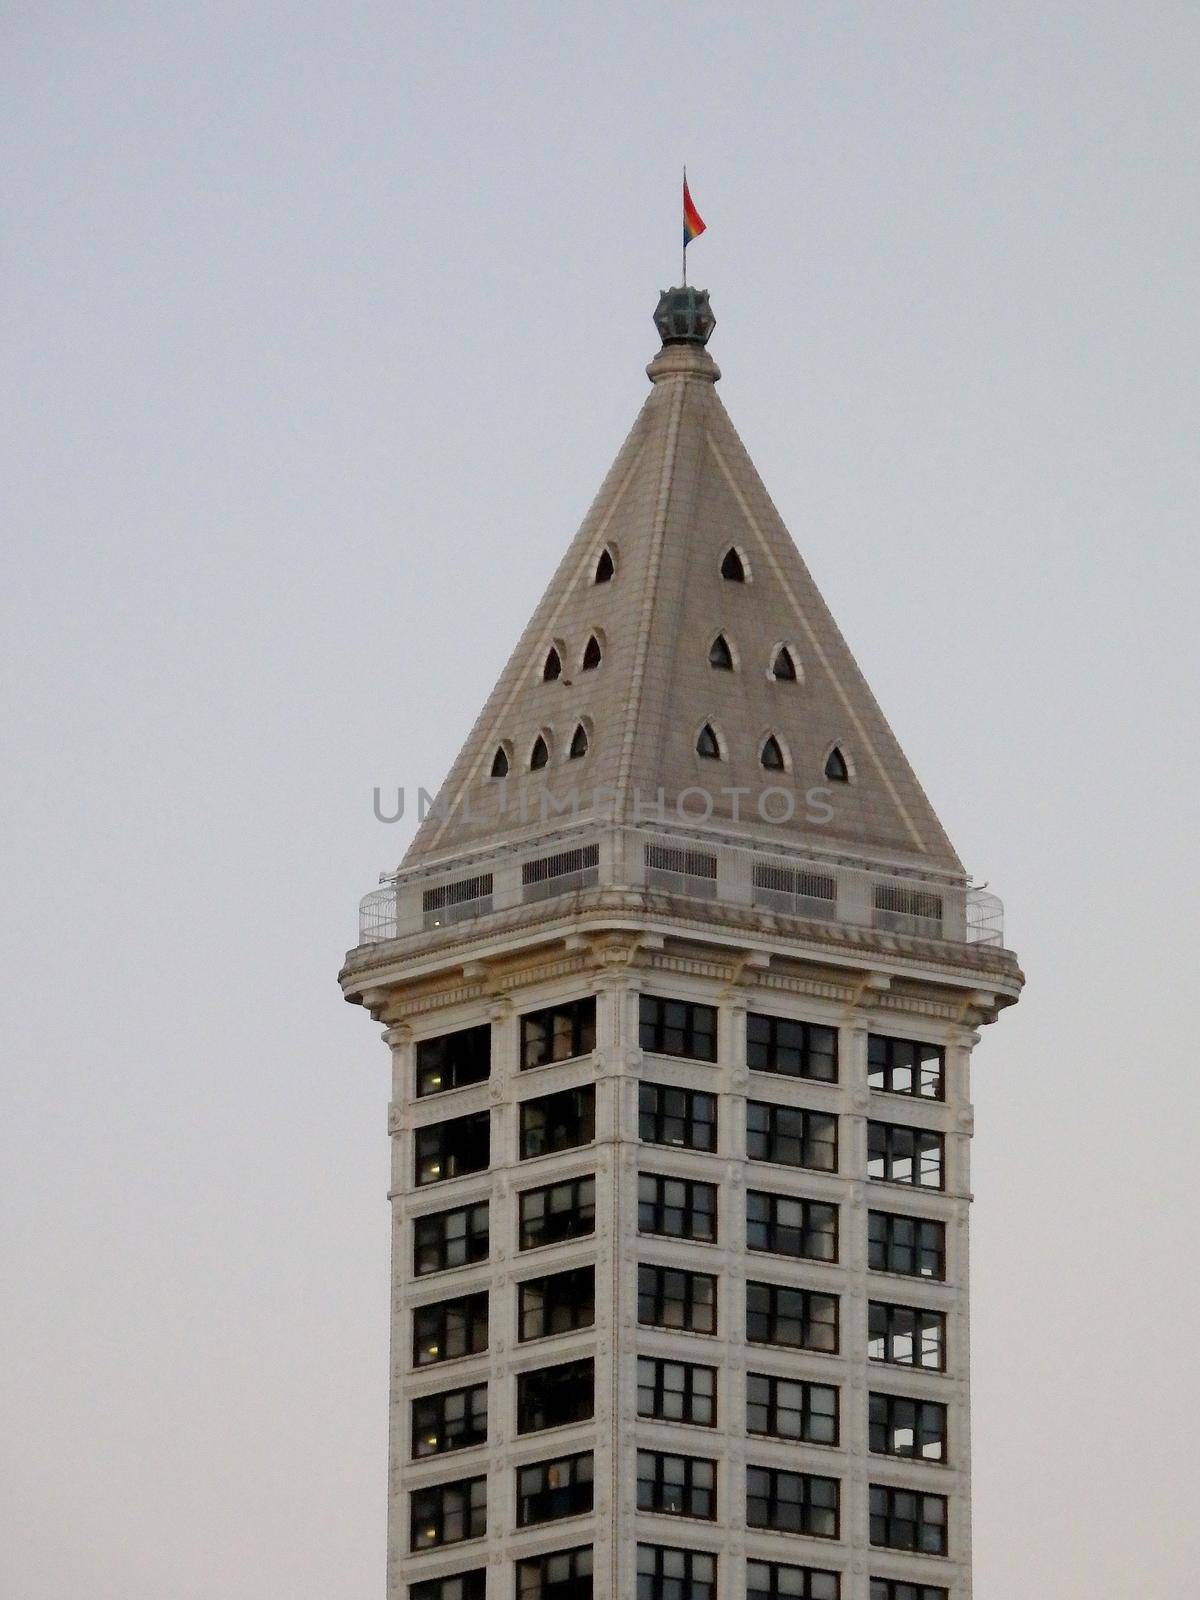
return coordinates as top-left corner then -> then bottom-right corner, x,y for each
518,1175 -> 597,1251
516,1357 -> 595,1435
514,1543 -> 593,1599
868,1210 -> 947,1281
520,996 -> 597,1071
746,1370 -> 839,1447
746,1099 -> 837,1172
639,994 -> 718,1063
867,1120 -> 945,1189
867,1033 -> 945,1100
746,1279 -> 839,1354
868,1580 -> 948,1600
518,1265 -> 596,1343
516,1448 -> 595,1527
868,1484 -> 949,1556
746,1189 -> 839,1263
636,1543 -> 716,1600
636,1355 -> 717,1428
746,1012 -> 838,1082
748,1561 -> 840,1600
410,1381 -> 488,1459
638,1082 -> 717,1152
408,1472 -> 487,1552
638,1172 -> 719,1243
518,1085 -> 596,1161
414,1110 -> 490,1187
868,1391 -> 949,1463
413,1201 -> 490,1276
867,1300 -> 947,1371
637,1264 -> 718,1335
409,1569 -> 487,1600
746,1465 -> 840,1540
412,1291 -> 489,1368
635,1448 -> 717,1521
415,1023 -> 491,1098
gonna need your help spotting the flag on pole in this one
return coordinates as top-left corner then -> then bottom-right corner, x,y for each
683,176 -> 706,247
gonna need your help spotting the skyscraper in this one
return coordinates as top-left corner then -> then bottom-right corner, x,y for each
339,284 -> 1023,1600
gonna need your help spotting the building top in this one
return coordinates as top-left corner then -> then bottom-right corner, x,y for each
400,288 -> 964,878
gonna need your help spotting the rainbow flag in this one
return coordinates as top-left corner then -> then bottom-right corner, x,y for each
683,177 -> 706,247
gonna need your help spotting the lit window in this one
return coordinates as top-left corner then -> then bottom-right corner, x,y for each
414,1111 -> 490,1187
770,645 -> 798,681
530,734 -> 550,771
409,1473 -> 487,1550
413,1201 -> 489,1275
490,745 -> 510,778
412,1291 -> 488,1367
760,735 -> 785,770
695,722 -> 721,759
569,723 -> 589,759
824,746 -> 849,782
708,634 -> 733,670
582,634 -> 602,670
411,1382 -> 487,1459
720,547 -> 746,581
415,1023 -> 491,1098
543,647 -> 562,682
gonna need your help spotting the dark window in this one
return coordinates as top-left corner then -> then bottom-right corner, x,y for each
640,995 -> 717,1062
747,1012 -> 837,1081
746,1372 -> 839,1446
518,1266 -> 595,1342
519,1085 -> 595,1160
695,723 -> 721,759
515,1544 -> 592,1600
414,1201 -> 489,1275
638,1173 -> 718,1242
416,1023 -> 491,1098
637,1545 -> 716,1600
749,1562 -> 839,1600
761,735 -> 785,771
639,1082 -> 717,1152
521,996 -> 597,1069
636,1356 -> 717,1427
415,1111 -> 490,1187
746,1190 -> 838,1263
720,547 -> 746,581
869,1581 -> 947,1600
869,1392 -> 948,1462
582,635 -> 602,670
412,1292 -> 488,1368
530,735 -> 550,771
868,1212 -> 946,1280
410,1569 -> 486,1600
638,1264 -> 717,1334
636,1450 -> 716,1520
411,1383 -> 487,1459
409,1474 -> 486,1551
569,723 -> 589,759
517,1449 -> 594,1526
708,634 -> 733,669
746,1466 -> 839,1539
770,646 -> 798,682
519,1176 -> 596,1251
746,1280 -> 838,1354
543,647 -> 562,682
868,1301 -> 946,1370
869,1485 -> 948,1556
489,746 -> 509,779
517,1357 -> 595,1434
746,1101 -> 837,1172
594,547 -> 614,583
868,1122 -> 944,1189
868,1034 -> 944,1100
824,747 -> 849,782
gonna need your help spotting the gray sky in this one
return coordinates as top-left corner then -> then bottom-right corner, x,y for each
3,4 -> 1198,1596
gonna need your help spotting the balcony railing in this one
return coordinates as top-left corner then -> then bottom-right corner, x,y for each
357,824 -> 1006,954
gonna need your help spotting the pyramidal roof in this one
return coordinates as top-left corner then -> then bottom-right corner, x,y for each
402,287 -> 963,878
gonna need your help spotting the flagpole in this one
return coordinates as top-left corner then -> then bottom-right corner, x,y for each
682,165 -> 687,286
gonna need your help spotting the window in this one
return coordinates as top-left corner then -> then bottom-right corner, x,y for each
869,1392 -> 948,1462
868,1301 -> 946,1370
543,647 -> 562,682
695,722 -> 722,759
636,1356 -> 716,1427
769,645 -> 798,682
410,1570 -> 486,1600
868,1212 -> 946,1280
824,747 -> 849,782
869,1485 -> 948,1556
414,1110 -> 490,1186
638,1173 -> 718,1242
416,1023 -> 491,1098
636,1450 -> 716,1519
489,746 -> 510,779
708,633 -> 733,669
640,995 -> 717,1062
752,861 -> 837,918
720,547 -> 746,581
582,634 -> 602,670
746,1466 -> 839,1539
569,723 -> 589,759
868,1122 -> 944,1189
747,1012 -> 837,1081
746,1101 -> 837,1172
518,1266 -> 595,1342
746,1280 -> 838,1353
638,1264 -> 717,1334
639,1083 -> 717,1152
519,1085 -> 595,1159
746,1190 -> 838,1262
413,1292 -> 488,1368
637,1545 -> 716,1600
645,842 -> 718,900
868,1034 -> 944,1099
517,1449 -> 594,1526
515,1544 -> 592,1600
594,547 -> 615,583
414,1202 -> 489,1275
521,995 -> 596,1069
423,873 -> 493,930
748,1562 -> 839,1600
517,1357 -> 594,1434
519,1176 -> 596,1250
530,734 -> 551,770
409,1474 -> 486,1551
411,1383 -> 487,1459
760,735 -> 785,771
746,1372 -> 838,1446
869,1581 -> 947,1600
523,845 -> 599,901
